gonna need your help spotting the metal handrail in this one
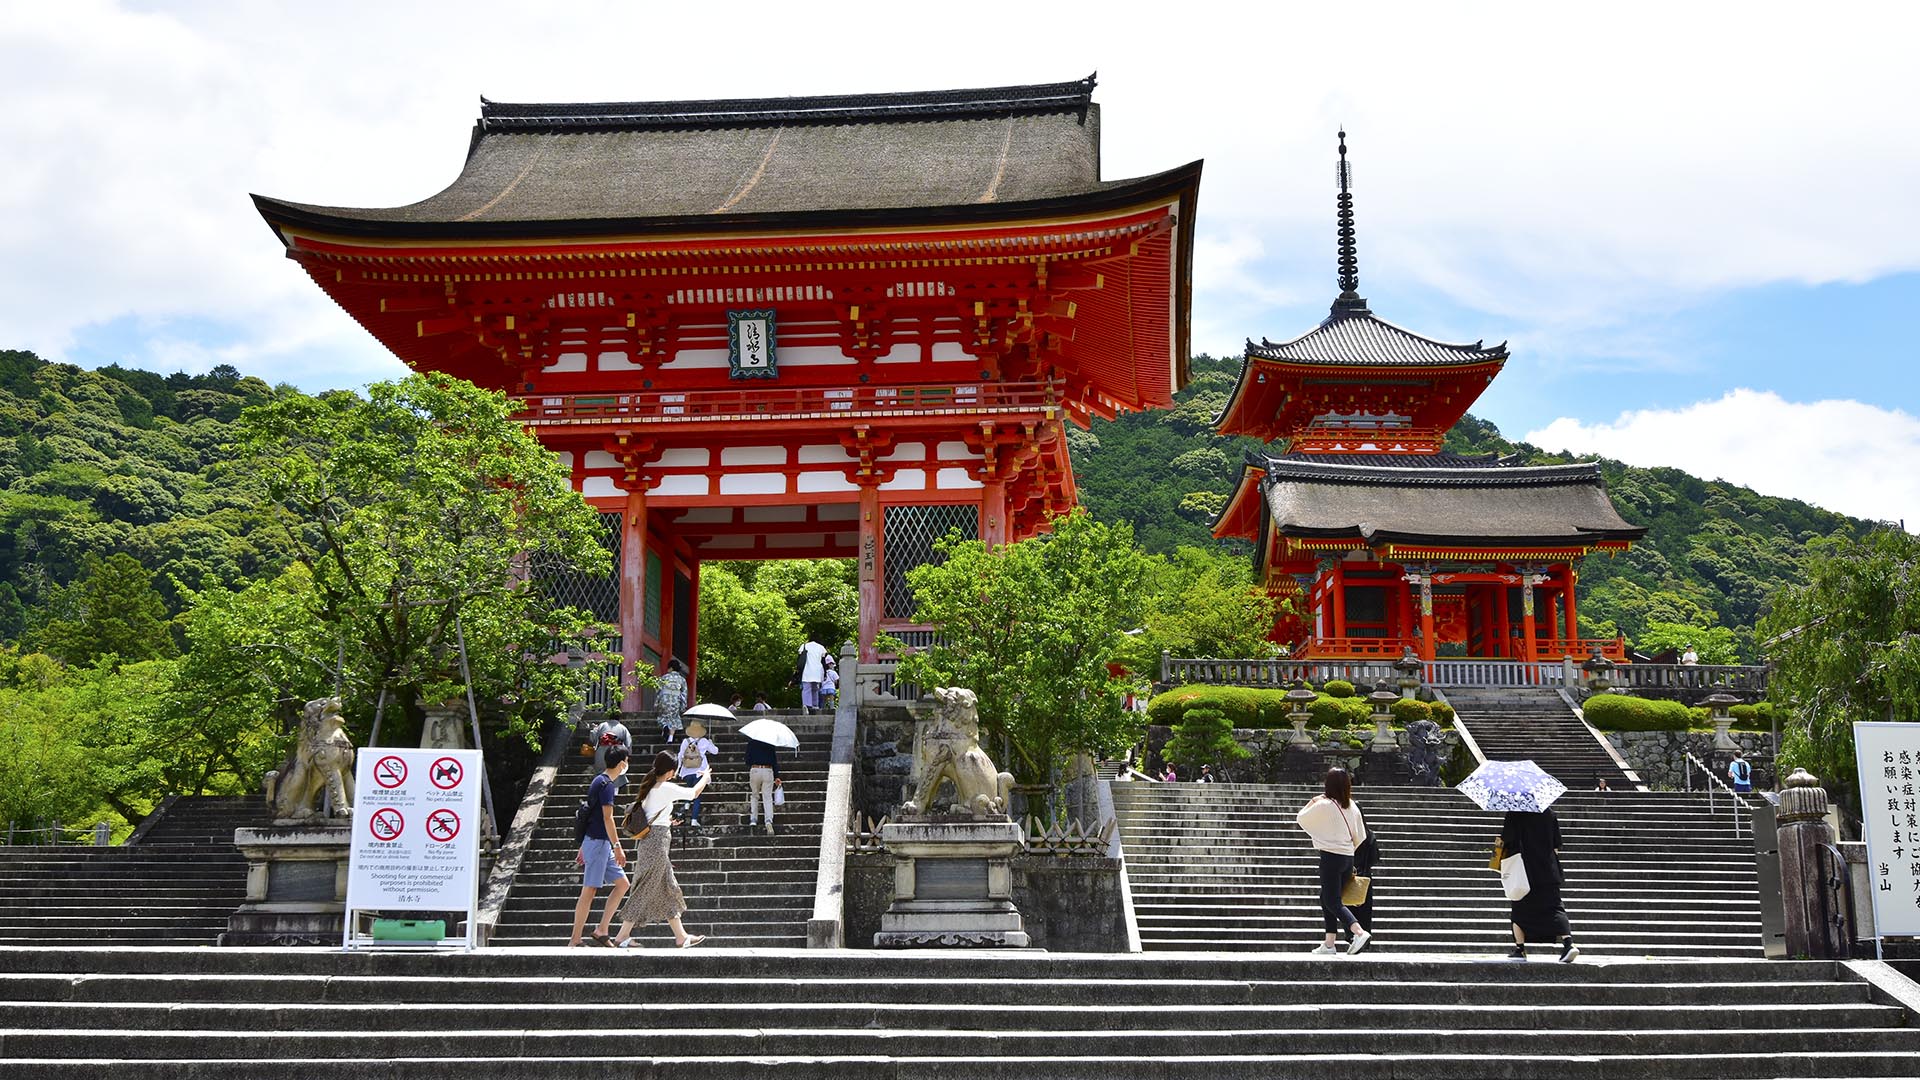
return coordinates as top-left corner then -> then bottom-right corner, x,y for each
1683,750 -> 1749,838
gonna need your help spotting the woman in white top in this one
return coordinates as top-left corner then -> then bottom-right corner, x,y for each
613,750 -> 711,948
1295,766 -> 1372,955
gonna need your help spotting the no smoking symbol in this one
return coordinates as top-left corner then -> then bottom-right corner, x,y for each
425,808 -> 461,843
429,757 -> 463,790
373,756 -> 408,788
368,807 -> 404,841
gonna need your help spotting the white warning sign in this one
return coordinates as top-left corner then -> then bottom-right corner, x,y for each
345,746 -> 482,938
1856,722 -> 1920,939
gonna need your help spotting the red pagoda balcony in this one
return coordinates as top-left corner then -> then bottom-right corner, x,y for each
1292,636 -> 1418,660
512,381 -> 1064,430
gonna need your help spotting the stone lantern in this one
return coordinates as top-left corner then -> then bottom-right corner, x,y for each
1703,691 -> 1742,750
1581,644 -> 1615,695
1284,678 -> 1319,747
1367,679 -> 1401,751
1394,647 -> 1424,700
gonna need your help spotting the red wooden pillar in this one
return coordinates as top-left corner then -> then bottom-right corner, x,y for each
1564,566 -> 1580,643
1496,581 -> 1512,658
1395,567 -> 1413,648
858,482 -> 882,662
1521,576 -> 1538,665
685,556 -> 701,691
980,479 -> 1009,550
1415,573 -> 1436,662
1330,560 -> 1347,643
618,489 -> 648,714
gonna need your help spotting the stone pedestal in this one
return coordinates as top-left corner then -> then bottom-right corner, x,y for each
220,823 -> 351,946
1776,768 -> 1851,960
875,817 -> 1029,948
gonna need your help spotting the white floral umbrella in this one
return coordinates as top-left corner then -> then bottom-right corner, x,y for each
1458,759 -> 1568,813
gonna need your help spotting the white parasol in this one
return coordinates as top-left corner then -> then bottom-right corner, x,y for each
681,702 -> 737,723
738,717 -> 800,749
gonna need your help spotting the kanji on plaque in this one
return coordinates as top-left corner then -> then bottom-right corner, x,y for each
727,309 -> 778,380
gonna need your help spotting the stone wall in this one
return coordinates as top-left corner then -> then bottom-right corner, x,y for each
846,851 -> 1130,952
1604,729 -> 1777,790
854,705 -> 917,820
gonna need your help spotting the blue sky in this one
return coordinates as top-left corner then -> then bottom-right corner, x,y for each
5,1 -> 1919,524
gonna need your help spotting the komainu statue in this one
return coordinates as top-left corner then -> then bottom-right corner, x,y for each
268,697 -> 356,821
900,687 -> 1015,819
1406,717 -> 1446,787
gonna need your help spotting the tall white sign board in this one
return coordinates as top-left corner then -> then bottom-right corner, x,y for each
1854,722 -> 1920,939
343,747 -> 483,949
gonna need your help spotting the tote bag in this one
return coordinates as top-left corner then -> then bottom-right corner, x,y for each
1499,851 -> 1532,902
773,785 -> 786,807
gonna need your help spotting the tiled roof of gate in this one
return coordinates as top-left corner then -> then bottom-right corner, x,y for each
1259,457 -> 1646,547
252,75 -> 1202,237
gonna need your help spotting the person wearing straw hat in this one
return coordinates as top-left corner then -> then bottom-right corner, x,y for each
674,718 -> 719,829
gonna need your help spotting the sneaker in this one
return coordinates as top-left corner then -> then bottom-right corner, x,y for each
763,824 -> 775,836
1507,946 -> 1528,961
1310,944 -> 1341,955
1559,941 -> 1581,964
688,819 -> 701,830
1346,929 -> 1372,956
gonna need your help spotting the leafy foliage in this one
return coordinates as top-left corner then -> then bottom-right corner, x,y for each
892,511 -> 1155,781
1760,528 -> 1920,802
1162,706 -> 1248,772
1581,693 -> 1694,731
695,563 -> 806,705
32,552 -> 176,666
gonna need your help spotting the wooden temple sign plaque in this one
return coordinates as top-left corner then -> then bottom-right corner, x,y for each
727,309 -> 778,380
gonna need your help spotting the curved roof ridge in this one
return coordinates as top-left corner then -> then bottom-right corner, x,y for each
1262,457 -> 1605,486
475,76 -> 1098,133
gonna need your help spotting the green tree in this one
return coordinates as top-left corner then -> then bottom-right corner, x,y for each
214,373 -> 612,745
1635,621 -> 1739,665
33,552 -> 176,665
1760,529 -> 1920,804
696,564 -> 804,703
893,511 -> 1154,782
1162,706 -> 1249,774
1118,544 -> 1279,674
756,559 -> 858,648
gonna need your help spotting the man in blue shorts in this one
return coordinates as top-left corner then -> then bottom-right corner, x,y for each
569,745 -> 631,946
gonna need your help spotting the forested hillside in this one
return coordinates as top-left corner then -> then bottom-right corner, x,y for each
1072,354 -> 1884,661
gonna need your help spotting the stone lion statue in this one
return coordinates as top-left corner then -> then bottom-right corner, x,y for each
268,697 -> 356,821
900,687 -> 1015,819
1406,717 -> 1445,787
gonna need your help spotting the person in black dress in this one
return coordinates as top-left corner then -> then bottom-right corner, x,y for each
1500,808 -> 1578,962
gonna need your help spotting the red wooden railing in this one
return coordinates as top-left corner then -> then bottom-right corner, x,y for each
1533,637 -> 1629,661
513,381 -> 1062,425
1293,637 -> 1417,660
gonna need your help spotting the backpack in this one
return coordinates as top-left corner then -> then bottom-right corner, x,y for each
571,797 -> 591,844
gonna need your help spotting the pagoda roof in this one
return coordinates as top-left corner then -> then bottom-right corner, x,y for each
1259,456 -> 1646,549
1246,302 -> 1509,369
253,75 -> 1202,240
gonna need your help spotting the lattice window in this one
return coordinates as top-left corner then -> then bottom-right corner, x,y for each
643,552 -> 664,639
883,504 -> 978,619
533,511 -> 622,627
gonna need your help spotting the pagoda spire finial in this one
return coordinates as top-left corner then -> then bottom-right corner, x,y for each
1333,129 -> 1368,315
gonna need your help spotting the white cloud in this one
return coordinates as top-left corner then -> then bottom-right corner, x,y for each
1525,390 -> 1920,527
2,2 -> 1918,383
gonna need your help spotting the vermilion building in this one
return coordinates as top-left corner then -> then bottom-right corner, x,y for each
1212,135 -> 1643,663
254,77 -> 1201,704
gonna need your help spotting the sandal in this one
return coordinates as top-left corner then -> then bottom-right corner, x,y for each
677,934 -> 706,949
589,932 -> 614,948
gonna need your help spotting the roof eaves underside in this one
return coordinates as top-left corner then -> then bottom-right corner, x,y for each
1210,465 -> 1267,540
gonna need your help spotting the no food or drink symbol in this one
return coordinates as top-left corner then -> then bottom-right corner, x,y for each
430,757 -> 463,790
368,807 -> 405,841
373,755 -> 409,789
425,808 -> 461,843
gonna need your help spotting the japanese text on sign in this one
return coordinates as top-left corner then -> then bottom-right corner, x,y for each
345,747 -> 482,916
1854,723 -> 1920,937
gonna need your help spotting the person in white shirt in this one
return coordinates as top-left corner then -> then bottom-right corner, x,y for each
1680,644 -> 1699,666
674,720 -> 718,829
796,638 -> 829,714
1296,766 -> 1372,955
820,660 -> 840,712
612,750 -> 711,949
752,695 -> 772,713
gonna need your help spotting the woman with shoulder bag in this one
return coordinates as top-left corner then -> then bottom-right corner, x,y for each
1295,766 -> 1372,955
1499,807 -> 1578,962
611,751 -> 711,949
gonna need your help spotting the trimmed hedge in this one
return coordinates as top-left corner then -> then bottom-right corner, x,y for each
1581,693 -> 1692,731
1323,680 -> 1356,698
1391,698 -> 1432,725
1149,684 -> 1402,730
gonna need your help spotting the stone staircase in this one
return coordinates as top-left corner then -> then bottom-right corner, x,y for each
489,711 -> 831,947
1114,781 -> 1762,956
1446,686 -> 1638,790
1,946 -> 1916,1077
0,797 -> 266,947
